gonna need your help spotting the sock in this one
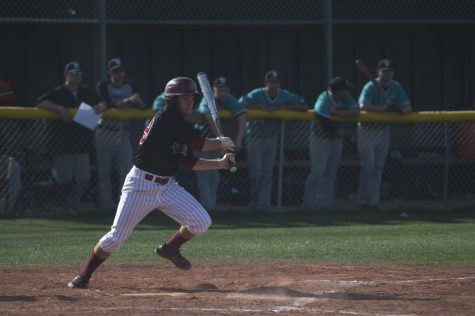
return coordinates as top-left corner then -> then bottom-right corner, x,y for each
81,251 -> 106,278
165,230 -> 190,250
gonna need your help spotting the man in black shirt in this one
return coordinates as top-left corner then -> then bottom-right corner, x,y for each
68,77 -> 235,289
37,61 -> 106,215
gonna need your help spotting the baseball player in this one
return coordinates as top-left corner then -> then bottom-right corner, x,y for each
356,59 -> 411,208
95,58 -> 145,211
37,62 -> 106,215
302,77 -> 359,209
68,77 -> 235,289
196,76 -> 247,208
240,70 -> 307,209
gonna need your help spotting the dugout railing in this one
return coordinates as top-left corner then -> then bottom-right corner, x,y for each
1,107 -> 475,216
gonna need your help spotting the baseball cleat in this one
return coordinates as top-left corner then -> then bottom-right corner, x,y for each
155,244 -> 192,270
68,273 -> 90,289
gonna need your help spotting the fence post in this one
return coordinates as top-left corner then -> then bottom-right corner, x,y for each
323,0 -> 333,83
98,0 -> 107,80
277,120 -> 286,208
443,122 -> 449,208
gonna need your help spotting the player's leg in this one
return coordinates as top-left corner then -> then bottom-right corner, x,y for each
156,180 -> 212,269
68,167 -> 161,288
319,138 -> 343,208
196,151 -> 213,208
67,154 -> 91,213
370,128 -> 390,206
95,129 -> 115,210
356,126 -> 376,206
258,134 -> 278,209
247,136 -> 264,208
302,135 -> 330,207
208,150 -> 221,208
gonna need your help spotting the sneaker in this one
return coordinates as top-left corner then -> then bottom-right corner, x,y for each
68,273 -> 90,289
155,244 -> 192,270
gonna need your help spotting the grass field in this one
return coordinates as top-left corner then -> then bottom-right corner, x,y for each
1,209 -> 474,268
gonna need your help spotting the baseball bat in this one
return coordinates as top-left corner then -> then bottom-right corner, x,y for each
355,59 -> 385,94
196,72 -> 237,173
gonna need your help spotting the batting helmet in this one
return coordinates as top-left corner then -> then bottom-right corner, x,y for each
164,77 -> 200,97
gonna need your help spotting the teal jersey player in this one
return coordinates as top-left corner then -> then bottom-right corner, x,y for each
152,92 -> 166,113
240,87 -> 306,136
197,93 -> 246,137
311,90 -> 358,138
356,58 -> 412,208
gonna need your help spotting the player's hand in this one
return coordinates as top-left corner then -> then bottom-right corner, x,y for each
94,102 -> 107,114
220,153 -> 236,170
217,137 -> 235,152
60,107 -> 72,122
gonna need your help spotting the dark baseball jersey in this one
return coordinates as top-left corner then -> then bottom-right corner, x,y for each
134,106 -> 205,177
37,84 -> 97,154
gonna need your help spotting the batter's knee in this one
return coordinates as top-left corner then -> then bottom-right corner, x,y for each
189,212 -> 212,236
98,232 -> 125,253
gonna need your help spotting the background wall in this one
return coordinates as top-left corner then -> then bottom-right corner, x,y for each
1,23 -> 474,110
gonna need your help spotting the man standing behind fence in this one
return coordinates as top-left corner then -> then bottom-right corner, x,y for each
240,70 -> 307,209
37,62 -> 106,215
196,76 -> 247,209
95,58 -> 145,211
302,77 -> 359,209
356,59 -> 412,208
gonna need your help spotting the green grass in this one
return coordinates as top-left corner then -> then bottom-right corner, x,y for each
1,209 -> 474,267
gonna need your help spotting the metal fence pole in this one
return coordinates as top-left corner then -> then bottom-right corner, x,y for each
323,0 -> 333,83
443,123 -> 449,208
277,121 -> 286,208
98,0 -> 107,80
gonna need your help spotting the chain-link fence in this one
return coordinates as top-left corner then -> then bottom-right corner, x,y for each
1,110 -> 475,216
2,0 -> 474,24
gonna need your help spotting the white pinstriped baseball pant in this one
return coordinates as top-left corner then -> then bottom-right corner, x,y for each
99,166 -> 212,253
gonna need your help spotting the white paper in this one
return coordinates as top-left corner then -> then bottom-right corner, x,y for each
73,102 -> 102,130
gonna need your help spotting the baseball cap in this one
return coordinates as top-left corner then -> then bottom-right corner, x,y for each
377,58 -> 393,70
329,77 -> 352,93
213,76 -> 228,87
64,61 -> 81,73
264,70 -> 280,83
108,58 -> 125,71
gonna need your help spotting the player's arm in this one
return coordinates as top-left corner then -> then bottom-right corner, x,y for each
400,102 -> 412,114
192,153 -> 235,171
37,99 -> 71,121
200,137 -> 235,152
331,107 -> 359,116
278,104 -> 308,111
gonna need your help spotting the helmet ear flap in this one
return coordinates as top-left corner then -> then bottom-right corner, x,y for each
164,95 -> 179,108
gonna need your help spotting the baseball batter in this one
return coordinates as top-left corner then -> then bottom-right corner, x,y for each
68,77 -> 235,288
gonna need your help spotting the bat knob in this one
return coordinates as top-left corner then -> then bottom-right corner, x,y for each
230,166 -> 238,173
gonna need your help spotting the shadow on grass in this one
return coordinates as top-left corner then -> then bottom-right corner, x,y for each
6,208 -> 475,231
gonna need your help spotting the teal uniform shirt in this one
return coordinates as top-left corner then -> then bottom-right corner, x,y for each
311,91 -> 357,138
197,93 -> 246,137
359,80 -> 409,127
240,88 -> 306,136
152,92 -> 166,112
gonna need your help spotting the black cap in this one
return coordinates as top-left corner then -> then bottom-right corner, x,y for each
64,61 -> 81,73
213,76 -> 228,87
377,58 -> 393,70
108,57 -> 124,71
329,77 -> 352,93
264,70 -> 280,83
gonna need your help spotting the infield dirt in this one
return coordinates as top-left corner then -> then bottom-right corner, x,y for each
1,263 -> 474,315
